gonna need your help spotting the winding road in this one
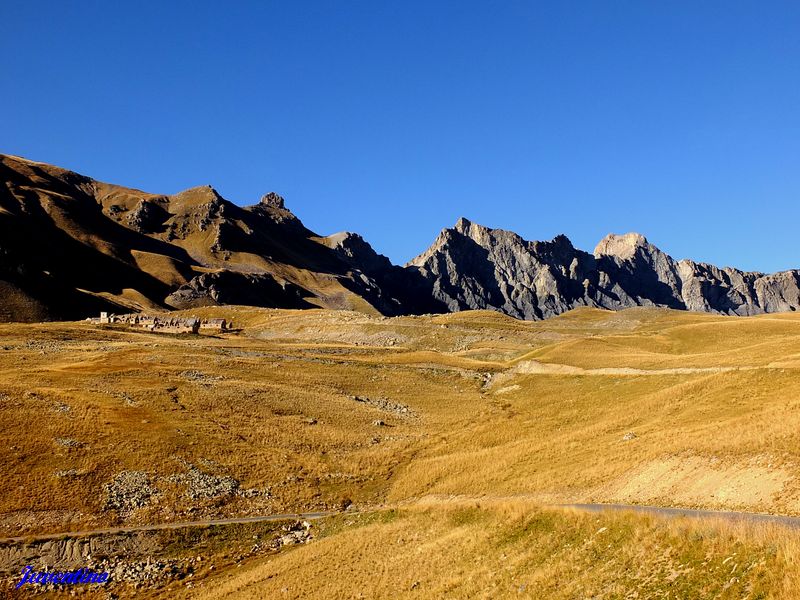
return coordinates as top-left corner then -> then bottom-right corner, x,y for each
3,502 -> 799,546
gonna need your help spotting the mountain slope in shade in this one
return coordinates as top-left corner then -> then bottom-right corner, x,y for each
0,154 -> 418,321
2,153 -> 799,323
407,219 -> 800,319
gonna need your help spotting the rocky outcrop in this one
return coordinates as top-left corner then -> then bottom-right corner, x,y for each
165,271 -> 314,310
408,220 -> 800,319
260,191 -> 285,209
166,466 -> 240,500
126,198 -> 170,234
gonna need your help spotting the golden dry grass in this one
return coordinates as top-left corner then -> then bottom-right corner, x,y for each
191,499 -> 800,599
4,305 -> 800,596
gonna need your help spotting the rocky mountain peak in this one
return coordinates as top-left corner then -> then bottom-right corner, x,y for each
260,192 -> 285,209
324,232 -> 392,275
452,218 -> 529,250
549,234 -> 576,251
453,217 -> 492,241
173,185 -> 224,207
454,217 -> 472,234
593,232 -> 649,260
244,191 -> 303,229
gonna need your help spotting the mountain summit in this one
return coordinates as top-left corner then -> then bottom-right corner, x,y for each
1,154 -> 798,322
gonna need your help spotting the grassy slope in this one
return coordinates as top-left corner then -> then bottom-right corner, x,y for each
388,308 -> 800,514
4,305 -> 800,596
193,501 -> 799,599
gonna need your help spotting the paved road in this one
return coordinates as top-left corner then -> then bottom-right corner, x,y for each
561,503 -> 800,529
0,512 -> 334,545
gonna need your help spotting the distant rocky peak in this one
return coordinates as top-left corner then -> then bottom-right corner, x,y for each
453,216 -> 496,239
326,231 -> 365,246
451,218 -> 530,249
260,192 -> 285,209
198,184 -> 221,196
324,231 -> 392,274
174,184 -> 224,206
549,233 -> 576,250
593,232 -> 650,260
248,191 -> 302,227
454,216 -> 472,233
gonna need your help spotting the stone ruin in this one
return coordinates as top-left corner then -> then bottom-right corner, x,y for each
88,312 -> 231,335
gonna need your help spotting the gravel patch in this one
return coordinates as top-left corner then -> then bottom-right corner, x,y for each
103,471 -> 159,512
167,467 -> 239,500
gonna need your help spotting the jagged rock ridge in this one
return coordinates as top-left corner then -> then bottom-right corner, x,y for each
1,153 -> 798,322
407,219 -> 800,319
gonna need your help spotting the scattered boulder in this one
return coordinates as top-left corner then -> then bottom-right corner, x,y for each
53,469 -> 81,478
237,486 -> 271,499
272,520 -> 313,549
349,395 -> 412,416
54,437 -> 83,448
88,555 -> 191,586
180,370 -> 223,384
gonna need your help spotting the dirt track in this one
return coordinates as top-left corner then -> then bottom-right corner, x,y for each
0,512 -> 334,545
562,503 -> 800,528
3,500 -> 799,548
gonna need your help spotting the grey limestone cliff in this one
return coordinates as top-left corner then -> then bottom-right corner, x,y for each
405,218 -> 800,319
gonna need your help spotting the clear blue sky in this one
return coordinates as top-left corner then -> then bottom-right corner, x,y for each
2,1 -> 799,272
